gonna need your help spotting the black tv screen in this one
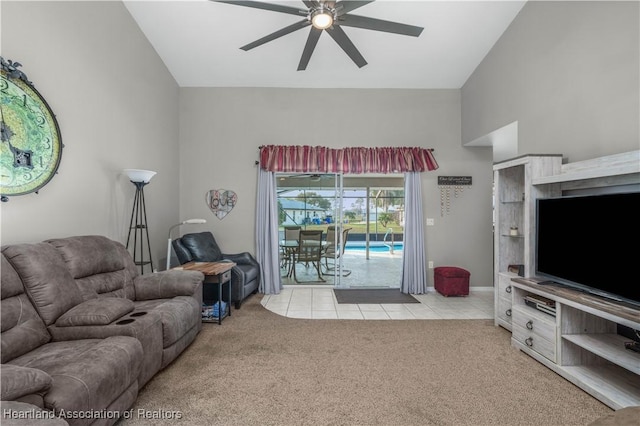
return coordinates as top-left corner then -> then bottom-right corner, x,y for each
535,192 -> 640,308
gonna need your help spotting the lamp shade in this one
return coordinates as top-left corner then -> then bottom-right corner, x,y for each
124,169 -> 157,183
183,219 -> 206,225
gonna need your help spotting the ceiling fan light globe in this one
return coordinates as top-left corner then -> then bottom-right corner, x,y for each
311,12 -> 333,30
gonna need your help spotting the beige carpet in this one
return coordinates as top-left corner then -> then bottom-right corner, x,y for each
121,295 -> 612,426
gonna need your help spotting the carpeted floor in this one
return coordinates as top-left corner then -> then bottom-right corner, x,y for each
121,295 -> 612,426
333,288 -> 419,304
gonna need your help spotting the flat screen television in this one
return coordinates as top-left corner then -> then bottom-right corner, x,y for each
535,191 -> 640,309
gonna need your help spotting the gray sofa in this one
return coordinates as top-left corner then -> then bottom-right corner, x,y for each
1,235 -> 204,426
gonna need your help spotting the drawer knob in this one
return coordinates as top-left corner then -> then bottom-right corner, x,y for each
506,285 -> 512,294
526,320 -> 533,330
525,337 -> 533,347
506,309 -> 512,317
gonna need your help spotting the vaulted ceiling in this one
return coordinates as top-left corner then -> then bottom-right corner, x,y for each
124,0 -> 526,89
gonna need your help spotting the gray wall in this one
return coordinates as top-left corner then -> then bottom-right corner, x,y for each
1,1 -> 180,270
180,88 -> 494,286
5,1 -> 635,288
462,1 -> 640,162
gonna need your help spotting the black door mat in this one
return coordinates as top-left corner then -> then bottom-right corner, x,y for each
333,288 -> 419,304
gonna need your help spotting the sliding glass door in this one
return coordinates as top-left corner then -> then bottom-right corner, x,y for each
276,174 -> 405,289
276,173 -> 345,286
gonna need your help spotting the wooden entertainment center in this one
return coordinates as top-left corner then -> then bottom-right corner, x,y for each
493,151 -> 640,409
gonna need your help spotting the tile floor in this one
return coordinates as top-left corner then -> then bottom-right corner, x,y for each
281,246 -> 404,288
261,285 -> 494,320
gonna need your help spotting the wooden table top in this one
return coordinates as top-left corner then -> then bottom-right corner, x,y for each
178,261 -> 236,276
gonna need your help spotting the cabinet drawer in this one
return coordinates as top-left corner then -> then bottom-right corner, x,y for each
512,306 -> 556,341
498,280 -> 513,300
497,274 -> 515,298
512,324 -> 557,362
204,270 -> 232,284
496,296 -> 513,324
512,306 -> 557,362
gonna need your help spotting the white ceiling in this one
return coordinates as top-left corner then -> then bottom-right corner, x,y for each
123,0 -> 526,89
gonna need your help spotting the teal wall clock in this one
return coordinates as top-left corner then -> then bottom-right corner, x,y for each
1,57 -> 63,202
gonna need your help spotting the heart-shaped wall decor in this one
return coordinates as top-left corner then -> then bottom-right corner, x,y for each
206,189 -> 237,220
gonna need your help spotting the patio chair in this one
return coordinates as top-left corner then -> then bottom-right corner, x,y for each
322,226 -> 352,276
293,230 -> 325,283
281,226 -> 301,270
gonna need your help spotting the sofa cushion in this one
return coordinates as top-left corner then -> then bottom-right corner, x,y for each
1,364 -> 52,401
8,336 -> 142,418
1,255 -> 52,363
1,255 -> 26,301
55,298 -> 134,327
46,236 -> 125,279
47,236 -> 137,300
1,301 -> 51,363
2,244 -> 83,326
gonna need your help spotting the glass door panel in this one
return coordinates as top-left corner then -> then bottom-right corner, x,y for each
276,174 -> 405,289
276,173 -> 342,286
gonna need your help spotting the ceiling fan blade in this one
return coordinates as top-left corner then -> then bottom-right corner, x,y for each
326,25 -> 367,68
302,0 -> 321,8
335,1 -> 375,16
338,14 -> 423,37
213,0 -> 304,17
241,20 -> 311,51
298,27 -> 323,71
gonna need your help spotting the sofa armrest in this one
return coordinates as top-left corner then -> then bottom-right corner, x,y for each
1,365 -> 52,401
133,270 -> 203,301
222,252 -> 258,267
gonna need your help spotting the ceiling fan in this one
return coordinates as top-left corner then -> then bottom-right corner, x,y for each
212,0 -> 424,71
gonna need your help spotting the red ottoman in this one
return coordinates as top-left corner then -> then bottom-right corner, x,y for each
434,266 -> 470,296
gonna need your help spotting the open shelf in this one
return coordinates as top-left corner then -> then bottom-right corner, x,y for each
563,333 -> 640,375
561,364 -> 640,408
510,278 -> 640,409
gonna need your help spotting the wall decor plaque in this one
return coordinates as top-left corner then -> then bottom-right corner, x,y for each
437,176 -> 472,186
437,176 -> 472,216
206,189 -> 237,220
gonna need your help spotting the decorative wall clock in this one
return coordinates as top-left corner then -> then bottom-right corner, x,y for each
0,57 -> 63,202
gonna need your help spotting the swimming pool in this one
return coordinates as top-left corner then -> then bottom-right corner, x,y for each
344,243 -> 404,252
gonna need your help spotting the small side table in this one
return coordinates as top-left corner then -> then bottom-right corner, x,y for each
179,261 -> 235,324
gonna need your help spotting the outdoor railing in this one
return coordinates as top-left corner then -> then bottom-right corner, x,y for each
383,228 -> 395,254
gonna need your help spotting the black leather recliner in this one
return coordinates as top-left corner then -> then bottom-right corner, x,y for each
172,232 -> 260,309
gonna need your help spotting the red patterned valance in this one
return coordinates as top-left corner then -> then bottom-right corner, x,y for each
259,145 -> 438,174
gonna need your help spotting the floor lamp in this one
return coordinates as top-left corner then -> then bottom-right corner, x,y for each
166,219 -> 207,270
124,169 -> 156,274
